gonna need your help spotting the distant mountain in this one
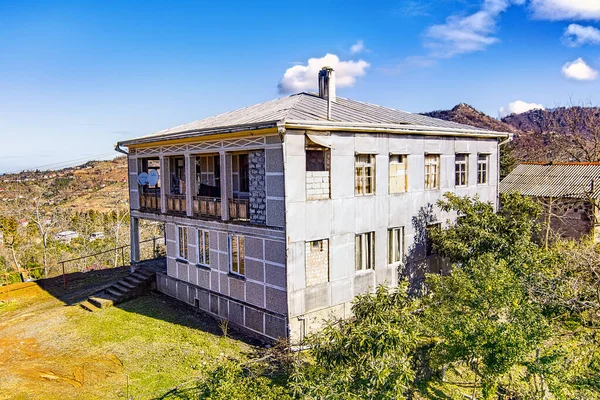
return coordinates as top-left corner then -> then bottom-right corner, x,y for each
502,106 -> 600,134
422,103 -> 517,133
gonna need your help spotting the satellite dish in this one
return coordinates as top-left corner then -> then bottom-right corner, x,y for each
137,172 -> 149,186
148,169 -> 159,186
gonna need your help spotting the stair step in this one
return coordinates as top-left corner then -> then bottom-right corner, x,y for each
89,296 -> 115,309
124,276 -> 143,285
113,283 -> 131,293
131,272 -> 152,281
135,268 -> 155,278
105,287 -> 126,299
80,300 -> 100,312
118,280 -> 136,289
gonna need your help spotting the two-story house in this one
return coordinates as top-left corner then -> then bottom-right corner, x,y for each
116,68 -> 510,343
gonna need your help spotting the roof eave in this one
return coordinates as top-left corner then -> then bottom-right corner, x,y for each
284,120 -> 511,139
117,120 -> 282,147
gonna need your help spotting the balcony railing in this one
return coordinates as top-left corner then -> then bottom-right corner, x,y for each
166,194 -> 186,214
193,196 -> 221,219
140,192 -> 161,213
229,198 -> 249,221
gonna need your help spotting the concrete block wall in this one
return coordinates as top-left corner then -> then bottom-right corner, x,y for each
249,150 -> 267,225
160,217 -> 288,341
305,239 -> 329,286
284,130 -> 500,343
306,171 -> 330,200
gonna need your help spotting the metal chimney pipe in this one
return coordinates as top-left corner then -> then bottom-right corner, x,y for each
318,67 -> 336,120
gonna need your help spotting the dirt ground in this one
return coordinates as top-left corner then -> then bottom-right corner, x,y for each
0,273 -> 250,399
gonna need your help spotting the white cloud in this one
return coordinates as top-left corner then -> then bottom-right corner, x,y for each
278,53 -> 370,94
498,100 -> 545,118
529,0 -> 600,20
561,58 -> 599,80
562,24 -> 600,46
350,40 -> 367,54
424,0 -> 521,58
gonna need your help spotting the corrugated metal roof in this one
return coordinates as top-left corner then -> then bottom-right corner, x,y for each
500,162 -> 600,200
124,92 -> 508,144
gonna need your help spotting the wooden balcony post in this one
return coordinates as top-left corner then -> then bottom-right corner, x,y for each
220,151 -> 230,221
185,154 -> 194,217
160,155 -> 168,214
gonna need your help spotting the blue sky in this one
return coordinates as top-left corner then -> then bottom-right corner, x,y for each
1,0 -> 599,173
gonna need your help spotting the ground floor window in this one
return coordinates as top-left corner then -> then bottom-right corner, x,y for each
355,231 -> 375,271
388,227 -> 404,265
177,226 -> 188,260
229,234 -> 245,276
197,229 -> 210,266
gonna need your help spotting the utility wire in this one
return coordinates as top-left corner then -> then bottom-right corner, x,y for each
2,152 -> 118,175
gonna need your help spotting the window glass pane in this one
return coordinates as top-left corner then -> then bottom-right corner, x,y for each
239,236 -> 245,275
355,235 -> 362,270
204,231 -> 210,265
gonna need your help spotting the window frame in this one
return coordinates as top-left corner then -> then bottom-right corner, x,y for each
229,234 -> 245,276
424,154 -> 441,190
196,229 -> 210,267
477,154 -> 489,185
355,231 -> 375,272
388,227 -> 404,265
177,226 -> 188,261
455,153 -> 469,187
389,154 -> 408,194
355,154 -> 376,196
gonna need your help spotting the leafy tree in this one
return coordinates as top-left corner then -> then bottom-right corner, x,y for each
291,284 -> 421,400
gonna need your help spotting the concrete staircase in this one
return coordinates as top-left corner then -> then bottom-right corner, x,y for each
80,267 -> 156,312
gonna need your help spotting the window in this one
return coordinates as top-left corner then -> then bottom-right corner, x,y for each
197,229 -> 210,266
389,154 -> 408,193
306,140 -> 331,200
355,232 -> 375,271
169,157 -> 186,195
232,154 -> 249,196
229,234 -> 245,276
388,227 -> 404,265
196,155 -> 221,197
424,154 -> 440,190
355,154 -> 376,195
177,226 -> 188,260
477,154 -> 489,185
455,154 -> 468,187
305,239 -> 329,286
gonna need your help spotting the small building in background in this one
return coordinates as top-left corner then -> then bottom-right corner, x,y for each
54,230 -> 79,243
500,162 -> 600,242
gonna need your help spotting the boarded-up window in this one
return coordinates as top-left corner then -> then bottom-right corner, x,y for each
388,227 -> 404,265
355,232 -> 375,271
424,154 -> 440,190
229,234 -> 245,276
305,239 -> 329,286
477,154 -> 489,185
389,154 -> 408,193
306,141 -> 331,200
177,226 -> 188,260
197,229 -> 210,266
355,154 -> 376,195
455,154 -> 468,187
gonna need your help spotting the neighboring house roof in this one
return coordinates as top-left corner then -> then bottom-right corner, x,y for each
119,92 -> 511,146
500,162 -> 600,200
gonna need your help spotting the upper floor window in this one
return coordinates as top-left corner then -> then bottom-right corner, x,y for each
477,154 -> 489,185
229,234 -> 245,276
232,153 -> 249,197
177,226 -> 188,261
355,154 -> 376,195
455,154 -> 468,187
389,154 -> 408,193
424,154 -> 440,190
196,154 -> 221,197
197,229 -> 210,267
306,138 -> 331,200
355,231 -> 375,271
388,227 -> 404,265
169,157 -> 186,195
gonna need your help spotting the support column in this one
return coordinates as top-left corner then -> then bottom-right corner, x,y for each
185,154 -> 194,217
160,155 -> 168,214
130,216 -> 140,272
219,151 -> 229,221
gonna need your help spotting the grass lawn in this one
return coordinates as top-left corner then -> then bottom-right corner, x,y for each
0,279 -> 252,400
